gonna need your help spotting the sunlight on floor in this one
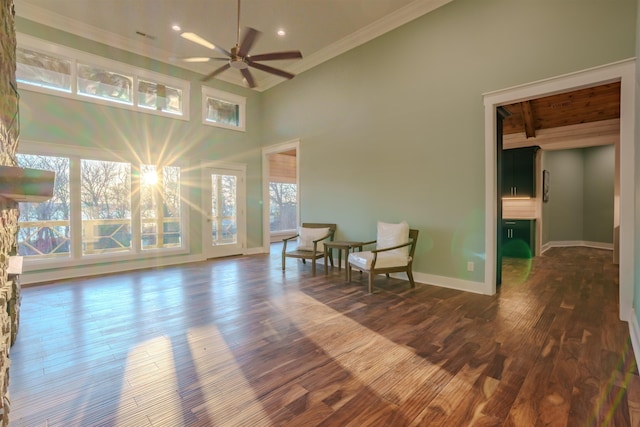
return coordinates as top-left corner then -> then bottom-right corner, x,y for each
269,289 -> 493,420
116,336 -> 181,426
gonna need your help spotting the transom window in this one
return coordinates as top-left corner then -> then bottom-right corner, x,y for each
16,33 -> 189,120
16,46 -> 72,93
202,86 -> 246,131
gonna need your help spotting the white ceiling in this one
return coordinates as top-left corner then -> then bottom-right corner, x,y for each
15,0 -> 453,90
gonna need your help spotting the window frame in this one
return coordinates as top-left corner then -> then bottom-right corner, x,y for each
16,33 -> 190,121
17,140 -> 189,271
202,86 -> 246,132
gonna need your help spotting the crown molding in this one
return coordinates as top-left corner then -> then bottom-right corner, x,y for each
258,0 -> 454,91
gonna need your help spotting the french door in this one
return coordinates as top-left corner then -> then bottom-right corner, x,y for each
203,165 -> 246,258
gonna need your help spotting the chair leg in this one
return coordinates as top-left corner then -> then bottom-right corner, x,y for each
312,258 -> 316,274
368,273 -> 374,294
347,264 -> 351,282
282,254 -> 286,271
407,269 -> 416,288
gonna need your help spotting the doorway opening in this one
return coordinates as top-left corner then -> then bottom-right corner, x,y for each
484,59 -> 635,321
497,83 -> 620,283
262,140 -> 300,253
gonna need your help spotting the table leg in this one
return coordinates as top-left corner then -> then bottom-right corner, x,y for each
324,246 -> 329,274
345,246 -> 352,280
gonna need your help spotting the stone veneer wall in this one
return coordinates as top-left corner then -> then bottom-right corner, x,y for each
0,0 -> 20,425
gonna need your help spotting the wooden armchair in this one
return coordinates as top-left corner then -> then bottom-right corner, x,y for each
282,223 -> 336,274
347,221 -> 419,293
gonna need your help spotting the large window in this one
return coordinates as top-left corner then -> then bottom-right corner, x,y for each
140,165 -> 182,250
16,34 -> 189,120
81,159 -> 132,255
16,151 -> 184,263
16,155 -> 70,257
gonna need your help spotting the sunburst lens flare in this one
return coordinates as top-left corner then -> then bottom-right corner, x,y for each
142,170 -> 158,186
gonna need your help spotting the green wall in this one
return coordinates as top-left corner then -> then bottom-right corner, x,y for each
544,150 -> 585,242
584,146 -> 615,243
542,146 -> 615,245
260,0 -> 636,283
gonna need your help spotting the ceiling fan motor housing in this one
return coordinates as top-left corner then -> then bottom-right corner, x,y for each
230,46 -> 249,69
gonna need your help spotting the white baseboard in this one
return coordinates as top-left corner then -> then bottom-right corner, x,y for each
629,309 -> 640,373
23,245 -> 270,285
541,240 -> 613,254
389,271 -> 488,295
244,247 -> 267,255
21,253 -> 204,285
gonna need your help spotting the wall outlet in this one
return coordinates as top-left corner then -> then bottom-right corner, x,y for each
467,261 -> 474,272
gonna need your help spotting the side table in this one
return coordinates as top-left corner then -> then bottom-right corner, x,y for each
324,241 -> 363,279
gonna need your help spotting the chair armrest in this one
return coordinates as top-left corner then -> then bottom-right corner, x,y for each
312,233 -> 333,244
282,234 -> 299,242
369,240 -> 413,269
312,233 -> 334,251
282,233 -> 299,253
371,240 -> 412,254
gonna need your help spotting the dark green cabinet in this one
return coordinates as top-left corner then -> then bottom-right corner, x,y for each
502,219 -> 535,258
502,147 -> 537,197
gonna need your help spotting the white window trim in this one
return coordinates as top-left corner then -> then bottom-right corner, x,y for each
17,140 -> 190,272
201,86 -> 246,132
16,33 -> 190,121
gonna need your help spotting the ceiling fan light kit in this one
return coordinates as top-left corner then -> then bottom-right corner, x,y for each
178,0 -> 302,88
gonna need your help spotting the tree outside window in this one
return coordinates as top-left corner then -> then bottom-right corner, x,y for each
81,159 -> 131,254
17,154 -> 70,256
269,182 -> 297,232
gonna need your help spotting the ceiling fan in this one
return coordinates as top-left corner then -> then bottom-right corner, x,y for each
177,0 -> 302,88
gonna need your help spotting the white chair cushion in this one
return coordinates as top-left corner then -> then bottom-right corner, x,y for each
348,251 -> 410,270
297,227 -> 330,251
377,221 -> 409,257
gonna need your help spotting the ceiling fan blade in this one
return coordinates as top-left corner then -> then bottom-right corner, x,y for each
201,63 -> 231,82
180,32 -> 231,57
248,51 -> 302,62
247,61 -> 295,80
238,27 -> 260,57
240,68 -> 256,88
170,56 -> 228,63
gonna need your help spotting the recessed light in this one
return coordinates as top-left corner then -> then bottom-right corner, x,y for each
172,24 -> 181,32
277,29 -> 286,37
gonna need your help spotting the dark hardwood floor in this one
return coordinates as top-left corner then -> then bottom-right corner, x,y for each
8,246 -> 639,426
